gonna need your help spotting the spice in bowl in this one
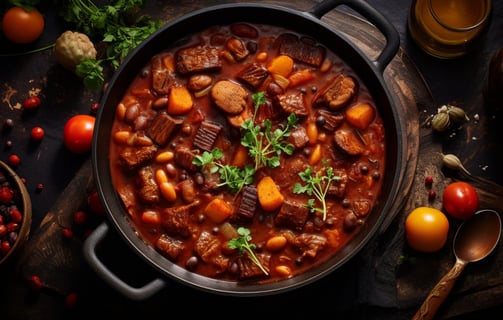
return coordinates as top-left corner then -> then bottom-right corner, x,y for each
0,160 -> 32,264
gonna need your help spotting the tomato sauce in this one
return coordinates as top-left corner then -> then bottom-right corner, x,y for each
108,23 -> 386,283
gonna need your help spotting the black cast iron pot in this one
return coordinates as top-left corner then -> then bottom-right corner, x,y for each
84,0 -> 403,299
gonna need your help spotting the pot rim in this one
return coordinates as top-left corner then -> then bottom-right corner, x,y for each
89,0 -> 403,297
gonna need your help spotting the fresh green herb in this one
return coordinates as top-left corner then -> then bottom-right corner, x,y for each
293,166 -> 341,221
193,148 -> 254,194
241,92 -> 297,171
54,0 -> 162,89
228,227 -> 268,276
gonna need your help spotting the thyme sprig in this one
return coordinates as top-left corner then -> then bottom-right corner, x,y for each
293,166 -> 341,221
241,92 -> 297,171
228,227 -> 269,276
192,148 -> 254,194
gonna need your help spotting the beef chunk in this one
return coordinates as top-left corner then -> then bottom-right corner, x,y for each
275,33 -> 326,67
275,200 -> 310,231
235,253 -> 270,280
275,92 -> 308,117
195,231 -> 229,274
333,129 -> 365,156
313,75 -> 358,110
147,112 -> 183,147
237,63 -> 269,89
236,185 -> 258,221
156,234 -> 185,261
161,203 -> 197,238
287,126 -> 309,149
316,109 -> 344,132
293,233 -> 327,258
210,80 -> 248,114
327,169 -> 348,198
118,145 -> 158,171
136,166 -> 160,204
193,121 -> 222,152
176,46 -> 222,75
174,145 -> 198,172
151,55 -> 172,95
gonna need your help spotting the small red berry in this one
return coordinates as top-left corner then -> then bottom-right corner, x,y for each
90,102 -> 100,115
28,275 -> 43,292
62,227 -> 73,239
35,183 -> 44,192
9,208 -> 23,223
73,211 -> 87,225
425,176 -> 434,186
7,154 -> 20,166
65,292 -> 78,308
0,240 -> 11,255
428,189 -> 437,201
0,186 -> 14,203
31,126 -> 45,141
23,96 -> 41,110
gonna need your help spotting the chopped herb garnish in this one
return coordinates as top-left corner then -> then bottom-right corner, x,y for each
241,92 -> 297,171
228,227 -> 268,276
193,148 -> 254,194
293,166 -> 341,221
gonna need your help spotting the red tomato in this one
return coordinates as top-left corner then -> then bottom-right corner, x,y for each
2,6 -> 45,44
63,115 -> 95,154
442,181 -> 479,220
405,206 -> 450,253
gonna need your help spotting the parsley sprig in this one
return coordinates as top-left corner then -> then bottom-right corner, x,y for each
228,227 -> 268,276
54,0 -> 162,89
242,92 -> 298,171
192,149 -> 254,194
293,166 -> 341,221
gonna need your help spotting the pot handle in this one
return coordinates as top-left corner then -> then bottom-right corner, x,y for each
309,0 -> 400,74
83,222 -> 166,300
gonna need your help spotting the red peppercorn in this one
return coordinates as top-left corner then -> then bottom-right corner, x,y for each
30,126 -> 45,141
0,240 -> 11,255
428,189 -> 437,201
28,275 -> 43,292
7,154 -> 20,167
73,211 -> 87,225
35,183 -> 44,192
62,227 -> 73,239
425,176 -> 434,186
23,96 -> 41,110
0,225 -> 7,237
90,102 -> 100,115
65,292 -> 78,308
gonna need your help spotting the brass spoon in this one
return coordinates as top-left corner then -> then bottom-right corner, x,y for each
412,209 -> 501,320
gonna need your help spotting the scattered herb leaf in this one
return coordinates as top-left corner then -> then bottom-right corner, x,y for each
228,227 -> 268,276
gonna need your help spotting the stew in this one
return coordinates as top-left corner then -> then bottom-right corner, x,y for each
109,22 -> 386,283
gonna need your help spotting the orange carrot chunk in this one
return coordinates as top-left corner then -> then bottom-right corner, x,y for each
257,176 -> 285,211
203,198 -> 233,223
344,103 -> 376,130
168,86 -> 193,115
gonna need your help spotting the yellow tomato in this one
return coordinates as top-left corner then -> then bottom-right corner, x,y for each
405,206 -> 449,253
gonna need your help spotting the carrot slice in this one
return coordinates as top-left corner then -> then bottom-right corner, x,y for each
267,55 -> 294,77
203,198 -> 233,223
257,176 -> 285,211
168,86 -> 193,115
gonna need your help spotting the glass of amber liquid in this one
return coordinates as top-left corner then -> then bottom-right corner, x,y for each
408,0 -> 492,59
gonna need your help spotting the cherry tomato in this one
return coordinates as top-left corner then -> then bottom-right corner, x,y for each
405,206 -> 449,253
31,126 -> 44,141
23,96 -> 41,110
63,115 -> 95,154
442,181 -> 479,220
2,6 -> 45,44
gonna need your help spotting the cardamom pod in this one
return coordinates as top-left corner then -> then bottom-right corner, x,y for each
447,105 -> 470,125
441,153 -> 471,176
431,112 -> 450,132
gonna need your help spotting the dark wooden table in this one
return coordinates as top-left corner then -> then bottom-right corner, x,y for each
1,1 -> 502,319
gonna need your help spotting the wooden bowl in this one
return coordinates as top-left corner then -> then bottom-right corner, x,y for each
0,160 -> 32,265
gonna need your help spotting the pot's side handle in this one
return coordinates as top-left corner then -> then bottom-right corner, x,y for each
309,0 -> 400,74
83,222 -> 166,300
